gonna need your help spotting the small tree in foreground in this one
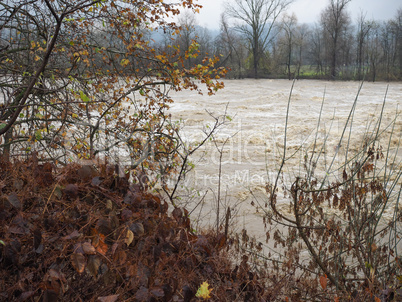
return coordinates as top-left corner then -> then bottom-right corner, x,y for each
0,0 -> 226,188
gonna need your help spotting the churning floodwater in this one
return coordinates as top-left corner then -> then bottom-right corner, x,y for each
166,79 -> 402,240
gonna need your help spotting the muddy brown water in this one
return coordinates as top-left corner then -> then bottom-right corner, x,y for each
164,79 -> 402,245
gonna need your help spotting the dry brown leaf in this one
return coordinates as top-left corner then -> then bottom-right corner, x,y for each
319,274 -> 327,290
87,255 -> 102,278
97,294 -> 119,302
62,230 -> 81,240
70,253 -> 86,273
82,242 -> 96,255
7,193 -> 21,209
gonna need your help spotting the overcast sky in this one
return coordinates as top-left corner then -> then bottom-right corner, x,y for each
195,0 -> 401,29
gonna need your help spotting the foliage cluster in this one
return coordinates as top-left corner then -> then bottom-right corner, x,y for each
0,157 -> 275,301
0,0 -> 226,169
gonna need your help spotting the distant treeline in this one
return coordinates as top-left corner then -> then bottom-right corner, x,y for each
3,1 -> 399,82
164,2 -> 402,81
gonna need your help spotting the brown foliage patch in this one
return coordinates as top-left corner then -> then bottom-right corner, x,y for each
0,158 -> 269,301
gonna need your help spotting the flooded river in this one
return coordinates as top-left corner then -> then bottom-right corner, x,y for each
166,79 -> 402,240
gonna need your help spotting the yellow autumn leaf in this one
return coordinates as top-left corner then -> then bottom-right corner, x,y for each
125,229 -> 134,246
195,281 -> 212,299
120,58 -> 130,67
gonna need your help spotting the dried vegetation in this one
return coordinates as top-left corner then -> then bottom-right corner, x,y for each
0,156 -> 272,301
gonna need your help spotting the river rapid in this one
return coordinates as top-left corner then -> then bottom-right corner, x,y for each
166,79 -> 402,241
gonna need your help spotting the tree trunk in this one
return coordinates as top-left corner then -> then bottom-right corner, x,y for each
1,127 -> 13,162
253,44 -> 259,78
330,40 -> 337,79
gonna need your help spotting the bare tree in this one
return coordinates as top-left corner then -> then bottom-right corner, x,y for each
217,13 -> 247,78
225,0 -> 293,78
278,13 -> 298,79
393,9 -> 402,79
197,26 -> 213,59
176,10 -> 198,68
356,11 -> 373,80
320,0 -> 352,79
367,21 -> 382,82
309,24 -> 325,75
377,9 -> 402,80
294,23 -> 310,78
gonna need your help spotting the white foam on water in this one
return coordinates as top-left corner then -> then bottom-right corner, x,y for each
165,79 -> 402,239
